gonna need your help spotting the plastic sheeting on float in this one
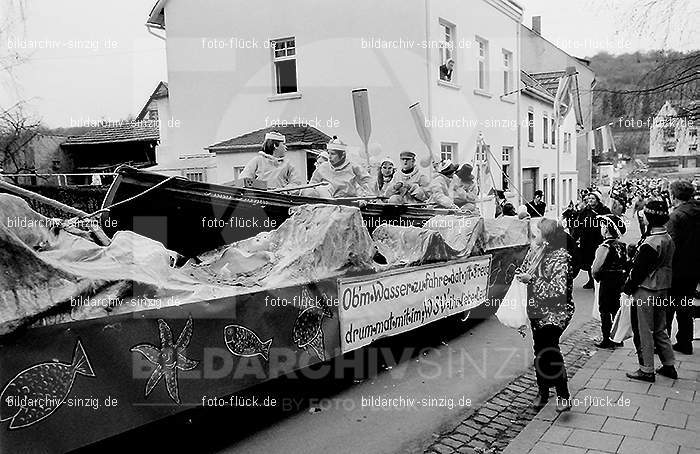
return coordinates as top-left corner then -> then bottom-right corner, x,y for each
183,204 -> 376,288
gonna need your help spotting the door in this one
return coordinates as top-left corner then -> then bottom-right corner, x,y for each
522,167 -> 538,202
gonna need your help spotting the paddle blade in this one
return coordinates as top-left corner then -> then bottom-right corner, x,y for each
352,88 -> 372,145
409,102 -> 434,167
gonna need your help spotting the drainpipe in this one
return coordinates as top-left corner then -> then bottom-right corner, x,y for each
515,21 -> 522,206
424,0 -> 433,174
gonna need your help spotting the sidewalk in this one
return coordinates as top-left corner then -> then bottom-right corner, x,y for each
502,340 -> 699,454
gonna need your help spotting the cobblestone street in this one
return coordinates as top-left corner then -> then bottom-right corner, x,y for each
426,320 -> 603,453
427,319 -> 699,454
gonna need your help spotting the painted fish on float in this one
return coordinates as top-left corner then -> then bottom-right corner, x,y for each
292,287 -> 333,361
0,339 -> 95,429
224,325 -> 273,361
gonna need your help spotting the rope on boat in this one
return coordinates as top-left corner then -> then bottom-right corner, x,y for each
64,176 -> 179,227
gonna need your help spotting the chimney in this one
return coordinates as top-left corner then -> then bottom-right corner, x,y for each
532,16 -> 542,35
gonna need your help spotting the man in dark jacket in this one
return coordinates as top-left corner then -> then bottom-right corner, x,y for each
666,180 -> 700,355
527,190 -> 546,218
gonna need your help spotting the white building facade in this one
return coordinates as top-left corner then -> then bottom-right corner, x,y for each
146,0 -> 523,201
519,71 -> 578,214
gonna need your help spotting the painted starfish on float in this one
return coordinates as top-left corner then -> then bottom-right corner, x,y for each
131,316 -> 198,404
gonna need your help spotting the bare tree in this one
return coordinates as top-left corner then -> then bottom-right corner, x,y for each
0,0 -> 28,88
0,101 -> 42,183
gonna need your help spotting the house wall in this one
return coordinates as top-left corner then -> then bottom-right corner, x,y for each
520,93 -> 578,214
161,0 -> 521,184
520,25 -> 594,191
649,102 -> 700,170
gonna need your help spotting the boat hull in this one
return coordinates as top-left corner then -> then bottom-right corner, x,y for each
102,167 -> 452,257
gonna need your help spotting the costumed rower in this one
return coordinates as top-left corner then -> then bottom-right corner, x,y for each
303,138 -> 371,198
427,160 -> 460,209
372,157 -> 396,197
238,131 -> 303,189
386,150 -> 430,204
453,163 -> 479,215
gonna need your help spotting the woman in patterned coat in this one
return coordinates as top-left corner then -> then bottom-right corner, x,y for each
517,218 -> 575,412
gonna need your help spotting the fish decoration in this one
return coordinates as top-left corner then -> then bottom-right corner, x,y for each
223,325 -> 273,362
0,339 -> 94,429
292,306 -> 328,361
130,316 -> 198,405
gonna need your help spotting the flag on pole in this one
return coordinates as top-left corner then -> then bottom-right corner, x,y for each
587,130 -> 595,159
601,125 -> 610,154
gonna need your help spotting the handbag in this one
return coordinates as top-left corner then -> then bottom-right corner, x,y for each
495,245 -> 544,335
611,293 -> 634,343
495,280 -> 528,333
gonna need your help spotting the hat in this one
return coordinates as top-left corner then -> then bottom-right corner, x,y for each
589,190 -> 603,201
399,150 -> 416,159
534,189 -> 544,197
437,159 -> 458,175
379,156 -> 395,167
456,163 -> 474,182
597,214 -> 626,238
643,200 -> 668,216
327,138 -> 347,152
264,131 -> 286,142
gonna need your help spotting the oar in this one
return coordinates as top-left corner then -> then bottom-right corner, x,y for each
334,196 -> 388,202
0,179 -> 111,246
352,88 -> 372,168
409,102 -> 435,168
270,181 -> 329,193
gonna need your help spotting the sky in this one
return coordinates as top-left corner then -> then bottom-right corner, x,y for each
0,0 -> 696,128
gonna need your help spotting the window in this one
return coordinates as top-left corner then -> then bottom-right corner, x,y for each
502,147 -> 511,163
185,171 -> 205,182
663,127 -> 675,139
440,142 -> 457,162
502,147 -> 512,190
551,118 -> 556,145
147,109 -> 159,122
563,132 -> 570,153
550,177 -> 556,205
476,37 -> 489,90
664,144 -> 676,152
542,177 -> 547,203
502,50 -> 512,94
690,144 -> 698,152
689,129 -> 698,138
233,166 -> 246,179
543,113 -> 549,145
528,109 -> 535,144
476,144 -> 488,163
272,37 -> 297,94
568,180 -> 573,204
439,21 -> 456,82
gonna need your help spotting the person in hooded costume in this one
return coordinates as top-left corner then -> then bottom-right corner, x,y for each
427,160 -> 459,209
386,151 -> 430,204
304,138 -> 371,198
239,131 -> 303,189
573,189 -> 611,289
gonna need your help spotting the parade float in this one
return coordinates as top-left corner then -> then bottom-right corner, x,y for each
0,88 -> 532,451
0,175 -> 531,452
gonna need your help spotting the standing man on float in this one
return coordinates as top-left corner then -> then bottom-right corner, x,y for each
304,138 -> 371,198
386,150 -> 430,204
239,131 -> 303,189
